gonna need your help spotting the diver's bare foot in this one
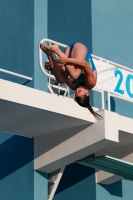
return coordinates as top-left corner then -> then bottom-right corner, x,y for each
40,43 -> 46,51
40,44 -> 52,56
41,44 -> 59,54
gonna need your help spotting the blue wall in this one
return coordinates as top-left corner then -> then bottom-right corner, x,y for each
0,2 -> 35,198
0,0 -> 48,90
97,179 -> 133,200
0,0 -> 48,199
110,97 -> 133,118
92,0 -> 133,69
34,171 -> 48,200
0,0 -> 34,86
48,0 -> 92,52
91,0 -> 133,116
34,0 -> 48,92
0,132 -> 34,200
92,1 -> 133,200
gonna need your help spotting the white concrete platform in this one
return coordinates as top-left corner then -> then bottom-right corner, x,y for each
34,110 -> 119,173
1,79 -> 133,182
0,79 -> 94,137
34,110 -> 133,174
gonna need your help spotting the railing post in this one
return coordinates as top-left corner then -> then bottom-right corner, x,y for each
107,92 -> 111,111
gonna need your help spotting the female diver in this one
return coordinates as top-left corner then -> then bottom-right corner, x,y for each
40,42 -> 102,120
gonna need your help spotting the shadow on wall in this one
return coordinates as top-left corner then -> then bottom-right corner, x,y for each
99,180 -> 123,197
0,135 -> 34,180
54,163 -> 96,200
48,0 -> 92,52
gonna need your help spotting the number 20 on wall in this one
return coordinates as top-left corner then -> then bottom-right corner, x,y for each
114,69 -> 133,98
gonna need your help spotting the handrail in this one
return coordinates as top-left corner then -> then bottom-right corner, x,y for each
0,68 -> 32,80
93,88 -> 104,109
107,92 -> 133,111
92,54 -> 133,73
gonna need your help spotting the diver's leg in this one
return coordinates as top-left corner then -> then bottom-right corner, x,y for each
93,70 -> 97,83
40,44 -> 67,58
65,43 -> 87,79
41,46 -> 68,83
40,43 -> 87,79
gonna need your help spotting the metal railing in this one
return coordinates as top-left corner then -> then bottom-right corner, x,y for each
107,92 -> 133,111
0,68 -> 32,81
39,38 -> 70,97
93,88 -> 105,109
92,54 -> 133,73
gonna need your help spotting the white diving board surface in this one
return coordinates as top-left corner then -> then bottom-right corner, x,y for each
0,79 -> 95,137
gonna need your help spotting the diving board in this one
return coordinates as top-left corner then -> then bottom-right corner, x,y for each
0,78 -> 94,137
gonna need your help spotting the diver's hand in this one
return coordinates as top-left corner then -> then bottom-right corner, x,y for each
45,62 -> 52,71
56,57 -> 67,65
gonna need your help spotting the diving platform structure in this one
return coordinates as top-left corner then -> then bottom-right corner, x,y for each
1,39 -> 133,199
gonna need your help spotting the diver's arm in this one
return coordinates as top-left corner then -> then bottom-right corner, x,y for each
58,57 -> 96,88
66,77 -> 77,90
